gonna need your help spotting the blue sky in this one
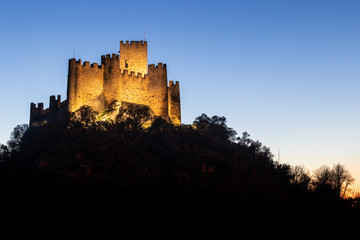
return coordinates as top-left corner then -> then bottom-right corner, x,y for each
0,0 -> 359,182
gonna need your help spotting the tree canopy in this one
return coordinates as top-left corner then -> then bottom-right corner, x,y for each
0,114 -> 358,221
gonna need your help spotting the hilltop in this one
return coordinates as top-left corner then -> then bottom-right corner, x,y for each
0,113 -> 359,223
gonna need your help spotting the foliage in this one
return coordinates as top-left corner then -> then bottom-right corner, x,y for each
193,114 -> 237,142
289,165 -> 311,191
116,104 -> 153,130
6,124 -> 28,152
0,114 -> 358,220
97,100 -> 120,121
69,105 -> 99,127
312,164 -> 354,199
68,103 -> 153,130
0,144 -> 10,166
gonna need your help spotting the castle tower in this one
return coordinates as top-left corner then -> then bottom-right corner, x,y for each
33,40 -> 181,126
148,63 -> 169,118
120,41 -> 147,76
168,81 -> 181,125
30,102 -> 44,125
102,54 -> 120,103
67,58 -> 77,112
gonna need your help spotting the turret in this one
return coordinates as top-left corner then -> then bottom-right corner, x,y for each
31,40 -> 181,127
101,54 -> 121,103
148,63 -> 168,117
67,58 -> 77,112
29,102 -> 44,125
49,95 -> 61,112
168,81 -> 181,125
120,41 -> 147,77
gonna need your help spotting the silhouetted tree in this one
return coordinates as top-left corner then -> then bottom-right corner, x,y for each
332,163 -> 354,199
237,132 -> 252,146
0,114 -> 357,219
273,162 -> 292,192
0,144 -> 10,167
193,114 -> 237,142
289,165 -> 311,191
312,164 -> 354,199
7,124 -> 28,152
312,165 -> 334,194
147,117 -> 173,133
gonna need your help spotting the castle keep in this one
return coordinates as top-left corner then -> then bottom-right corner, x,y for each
30,41 -> 181,125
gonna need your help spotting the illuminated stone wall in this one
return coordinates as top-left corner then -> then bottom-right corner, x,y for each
168,81 -> 181,125
147,63 -> 168,118
67,59 -> 104,112
120,41 -> 147,77
102,54 -> 121,105
64,40 -> 181,124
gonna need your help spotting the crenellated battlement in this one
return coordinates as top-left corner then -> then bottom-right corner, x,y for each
148,63 -> 167,88
121,69 -> 148,79
168,80 -> 181,125
101,53 -> 119,61
169,80 -> 179,87
120,40 -> 147,47
148,63 -> 167,71
30,95 -> 68,125
71,58 -> 102,69
32,40 -> 181,126
91,62 -> 101,68
30,102 -> 44,116
120,40 -> 147,76
31,95 -> 64,115
50,95 -> 60,109
101,54 -> 120,70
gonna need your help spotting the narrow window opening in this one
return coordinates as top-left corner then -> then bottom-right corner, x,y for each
125,60 -> 129,68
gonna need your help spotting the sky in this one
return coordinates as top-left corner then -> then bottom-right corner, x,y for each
0,0 -> 359,183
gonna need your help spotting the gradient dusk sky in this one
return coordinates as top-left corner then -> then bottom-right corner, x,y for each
0,0 -> 359,182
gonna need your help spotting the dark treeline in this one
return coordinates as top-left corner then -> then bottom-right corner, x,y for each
0,113 -> 359,222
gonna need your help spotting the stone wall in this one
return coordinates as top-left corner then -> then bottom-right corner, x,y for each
33,40 -> 181,126
168,81 -> 181,125
120,41 -> 147,77
30,95 -> 68,125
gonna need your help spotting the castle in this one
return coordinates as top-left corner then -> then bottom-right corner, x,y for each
30,41 -> 181,126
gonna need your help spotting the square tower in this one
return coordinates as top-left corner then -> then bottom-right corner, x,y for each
120,41 -> 147,76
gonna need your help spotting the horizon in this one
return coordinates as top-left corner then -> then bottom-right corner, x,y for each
0,0 -> 359,186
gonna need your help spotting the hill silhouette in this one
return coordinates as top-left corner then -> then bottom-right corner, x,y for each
0,114 -> 359,223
